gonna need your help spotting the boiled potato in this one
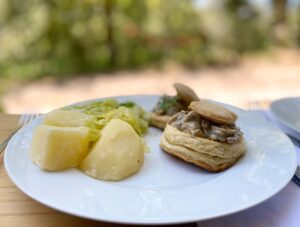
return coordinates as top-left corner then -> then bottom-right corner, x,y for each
30,125 -> 90,171
44,109 -> 94,127
80,119 -> 144,181
44,109 -> 99,141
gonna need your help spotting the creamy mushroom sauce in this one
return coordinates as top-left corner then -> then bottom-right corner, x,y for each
169,111 -> 243,144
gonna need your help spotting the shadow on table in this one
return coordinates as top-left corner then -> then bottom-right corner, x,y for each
198,181 -> 300,227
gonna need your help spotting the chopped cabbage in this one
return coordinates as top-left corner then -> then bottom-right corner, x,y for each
63,99 -> 149,138
65,99 -> 119,115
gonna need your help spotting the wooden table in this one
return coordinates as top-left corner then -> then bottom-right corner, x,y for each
0,114 -> 196,227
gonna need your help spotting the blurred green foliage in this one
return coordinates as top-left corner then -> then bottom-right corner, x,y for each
0,0 -> 298,86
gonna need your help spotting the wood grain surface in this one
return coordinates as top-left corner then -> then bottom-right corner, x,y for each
0,113 -> 196,227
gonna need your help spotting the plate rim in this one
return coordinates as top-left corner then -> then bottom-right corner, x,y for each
4,95 -> 298,225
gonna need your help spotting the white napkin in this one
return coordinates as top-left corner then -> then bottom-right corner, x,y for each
197,110 -> 300,227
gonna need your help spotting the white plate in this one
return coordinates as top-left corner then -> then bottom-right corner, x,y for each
270,97 -> 300,141
4,95 -> 297,225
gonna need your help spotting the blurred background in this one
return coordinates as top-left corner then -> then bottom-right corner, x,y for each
0,0 -> 299,113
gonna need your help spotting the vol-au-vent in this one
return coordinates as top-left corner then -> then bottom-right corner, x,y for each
160,100 -> 246,172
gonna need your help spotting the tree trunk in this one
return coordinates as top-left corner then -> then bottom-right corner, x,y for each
104,0 -> 116,68
273,0 -> 287,25
272,0 -> 288,44
297,6 -> 300,46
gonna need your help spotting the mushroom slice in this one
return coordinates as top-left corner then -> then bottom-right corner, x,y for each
210,125 -> 236,136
